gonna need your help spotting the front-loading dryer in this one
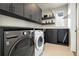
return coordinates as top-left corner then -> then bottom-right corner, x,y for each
4,30 -> 34,56
34,30 -> 44,56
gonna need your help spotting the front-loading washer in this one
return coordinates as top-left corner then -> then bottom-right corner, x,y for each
34,30 -> 44,56
3,30 -> 35,56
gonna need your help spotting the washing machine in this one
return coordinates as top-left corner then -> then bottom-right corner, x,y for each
34,30 -> 44,56
3,30 -> 35,56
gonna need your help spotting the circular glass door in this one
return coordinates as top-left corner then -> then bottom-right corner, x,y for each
38,36 -> 43,47
8,36 -> 34,56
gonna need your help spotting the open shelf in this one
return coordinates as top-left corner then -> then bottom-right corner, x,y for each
42,17 -> 55,20
42,22 -> 55,25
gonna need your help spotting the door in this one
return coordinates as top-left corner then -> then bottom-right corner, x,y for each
0,28 -> 4,56
24,3 -> 42,22
32,4 -> 42,22
32,4 -> 38,22
77,3 -> 79,56
68,3 -> 77,52
24,3 -> 33,19
12,3 -> 24,16
57,29 -> 69,45
0,3 -> 10,11
45,29 -> 57,44
9,36 -> 34,56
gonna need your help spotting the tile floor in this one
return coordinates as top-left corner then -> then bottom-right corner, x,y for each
42,43 -> 74,56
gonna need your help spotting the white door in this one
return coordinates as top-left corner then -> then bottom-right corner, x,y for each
77,3 -> 79,56
68,3 -> 77,52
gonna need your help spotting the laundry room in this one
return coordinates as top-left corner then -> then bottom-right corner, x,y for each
0,3 -> 78,56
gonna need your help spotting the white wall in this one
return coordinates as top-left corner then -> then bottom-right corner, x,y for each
68,3 -> 77,52
42,4 -> 68,29
53,5 -> 68,27
0,14 -> 41,28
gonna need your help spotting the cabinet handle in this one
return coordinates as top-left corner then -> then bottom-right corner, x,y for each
75,29 -> 77,32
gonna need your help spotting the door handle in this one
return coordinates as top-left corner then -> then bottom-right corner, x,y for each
75,29 -> 77,32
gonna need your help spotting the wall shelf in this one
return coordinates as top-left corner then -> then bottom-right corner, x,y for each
42,22 -> 55,25
42,17 -> 55,20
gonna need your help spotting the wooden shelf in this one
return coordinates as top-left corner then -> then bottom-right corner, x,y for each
42,17 -> 55,20
42,22 -> 55,25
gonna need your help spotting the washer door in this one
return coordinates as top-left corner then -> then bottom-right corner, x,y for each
35,35 -> 44,50
8,36 -> 34,56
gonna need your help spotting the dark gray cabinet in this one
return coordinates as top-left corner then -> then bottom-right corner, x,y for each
0,3 -> 42,23
57,29 -> 69,44
12,3 -> 24,16
0,3 -> 24,16
31,4 -> 42,22
45,29 -> 57,44
0,28 -> 3,56
24,4 -> 33,19
24,3 -> 42,22
0,3 -> 10,12
44,29 -> 69,45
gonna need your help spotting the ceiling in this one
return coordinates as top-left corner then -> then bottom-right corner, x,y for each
37,3 -> 68,10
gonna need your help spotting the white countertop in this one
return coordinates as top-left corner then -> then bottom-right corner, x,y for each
0,14 -> 69,29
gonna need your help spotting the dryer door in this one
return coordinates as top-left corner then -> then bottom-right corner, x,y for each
8,36 -> 34,56
35,35 -> 44,50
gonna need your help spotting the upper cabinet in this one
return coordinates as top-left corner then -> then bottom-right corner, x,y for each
12,3 -> 24,16
0,3 -> 42,24
24,3 -> 42,22
31,4 -> 42,22
0,3 -> 24,16
24,4 -> 33,19
0,3 -> 10,12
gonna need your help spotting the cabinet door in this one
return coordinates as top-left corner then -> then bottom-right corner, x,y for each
0,28 -> 4,56
31,4 -> 38,22
12,3 -> 24,16
37,7 -> 42,22
57,29 -> 68,44
0,3 -> 10,11
37,8 -> 42,22
24,3 -> 42,22
24,3 -> 32,19
45,29 -> 57,44
32,4 -> 42,22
